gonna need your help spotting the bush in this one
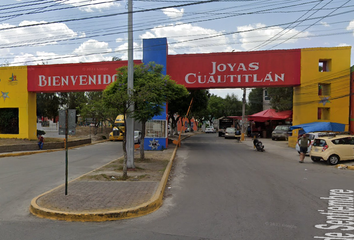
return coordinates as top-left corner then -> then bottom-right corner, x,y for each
37,129 -> 46,136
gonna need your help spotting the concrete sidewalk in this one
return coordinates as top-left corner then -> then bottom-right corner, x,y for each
30,146 -> 178,222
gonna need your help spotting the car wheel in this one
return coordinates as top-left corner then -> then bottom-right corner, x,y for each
311,156 -> 320,162
272,137 -> 275,140
327,155 -> 340,165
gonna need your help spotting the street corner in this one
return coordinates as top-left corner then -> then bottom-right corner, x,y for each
29,143 -> 178,222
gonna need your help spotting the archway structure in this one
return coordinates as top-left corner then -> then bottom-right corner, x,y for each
0,38 -> 351,142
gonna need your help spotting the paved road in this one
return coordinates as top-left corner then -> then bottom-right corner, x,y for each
1,134 -> 354,240
0,141 -> 122,222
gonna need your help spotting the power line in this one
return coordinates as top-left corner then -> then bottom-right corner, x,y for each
250,0 -> 325,51
268,0 -> 351,49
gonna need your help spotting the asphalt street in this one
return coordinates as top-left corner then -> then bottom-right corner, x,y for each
1,133 -> 354,240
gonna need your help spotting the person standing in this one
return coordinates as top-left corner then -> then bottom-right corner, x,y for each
299,133 -> 310,163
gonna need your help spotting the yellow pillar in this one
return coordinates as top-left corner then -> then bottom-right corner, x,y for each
0,66 -> 37,140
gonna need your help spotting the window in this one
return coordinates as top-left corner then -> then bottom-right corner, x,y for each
313,139 -> 327,147
145,120 -> 166,138
332,138 -> 346,145
319,59 -> 331,72
318,83 -> 331,96
318,108 -> 330,120
0,108 -> 19,134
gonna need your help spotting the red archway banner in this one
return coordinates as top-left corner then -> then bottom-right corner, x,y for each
27,60 -> 142,92
167,49 -> 301,89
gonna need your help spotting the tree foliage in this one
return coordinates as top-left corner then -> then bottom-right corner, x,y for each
79,91 -> 119,127
103,66 -> 133,179
223,93 -> 242,116
36,93 -> 60,121
267,87 -> 293,111
131,63 -> 184,160
103,62 -> 188,177
58,92 -> 87,115
247,88 -> 263,115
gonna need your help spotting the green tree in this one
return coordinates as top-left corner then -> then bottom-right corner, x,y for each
247,88 -> 263,115
267,87 -> 293,111
167,85 -> 190,135
79,91 -> 118,129
223,93 -> 242,116
132,63 -> 181,160
187,90 -> 210,131
207,94 -> 225,123
103,69 -> 133,179
103,63 -> 184,176
58,92 -> 87,115
36,93 -> 60,121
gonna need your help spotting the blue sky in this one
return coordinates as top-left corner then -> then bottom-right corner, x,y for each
1,0 -> 354,99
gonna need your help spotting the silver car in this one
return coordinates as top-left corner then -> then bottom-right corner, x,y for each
271,125 -> 291,141
134,131 -> 141,144
224,127 -> 236,139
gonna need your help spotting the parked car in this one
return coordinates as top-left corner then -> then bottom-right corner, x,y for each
205,127 -> 216,133
224,127 -> 236,139
134,130 -> 141,144
310,133 -> 354,165
272,125 -> 291,141
295,132 -> 328,154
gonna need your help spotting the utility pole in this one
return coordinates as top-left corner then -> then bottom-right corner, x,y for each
241,88 -> 246,141
126,0 -> 135,168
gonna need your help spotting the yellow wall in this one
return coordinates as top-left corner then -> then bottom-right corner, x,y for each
0,66 -> 37,140
293,47 -> 351,129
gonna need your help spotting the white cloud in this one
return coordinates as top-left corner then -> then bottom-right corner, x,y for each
346,20 -> 354,36
11,52 -> 74,66
73,39 -> 112,62
114,42 -> 142,60
55,0 -> 120,12
0,21 -> 83,48
320,21 -> 330,27
338,43 -> 350,47
237,23 -> 310,50
162,8 -> 184,20
140,23 -> 237,54
10,39 -> 113,65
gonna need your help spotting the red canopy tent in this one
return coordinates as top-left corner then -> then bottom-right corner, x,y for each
247,109 -> 292,122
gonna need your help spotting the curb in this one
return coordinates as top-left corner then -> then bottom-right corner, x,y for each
29,144 -> 179,222
0,139 -> 108,158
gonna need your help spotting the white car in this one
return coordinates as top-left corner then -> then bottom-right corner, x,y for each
205,127 -> 216,133
295,132 -> 330,154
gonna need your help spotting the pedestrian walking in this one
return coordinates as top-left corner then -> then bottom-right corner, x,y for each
38,135 -> 44,150
298,133 -> 310,163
